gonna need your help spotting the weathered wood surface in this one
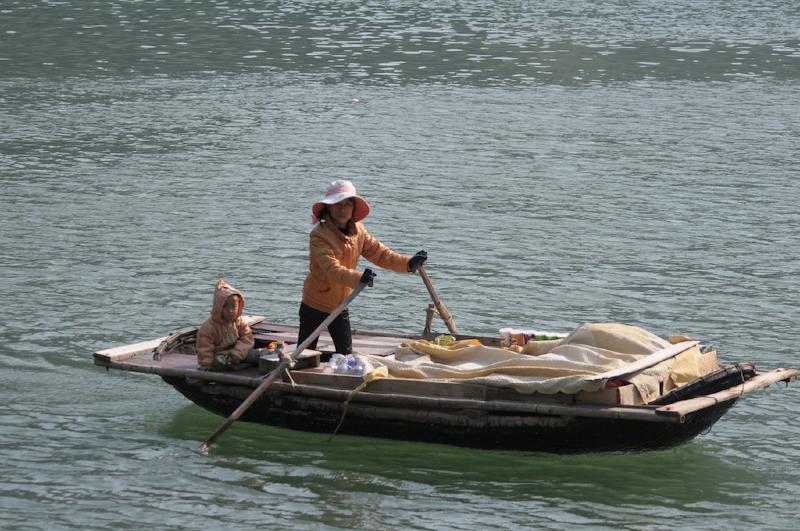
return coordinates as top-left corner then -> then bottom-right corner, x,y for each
252,321 -> 402,357
289,369 -> 489,400
167,377 -> 739,452
290,369 -> 642,405
93,337 -> 168,363
655,367 -> 797,419
208,377 -> 682,423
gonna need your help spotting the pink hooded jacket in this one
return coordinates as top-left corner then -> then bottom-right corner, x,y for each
195,279 -> 255,369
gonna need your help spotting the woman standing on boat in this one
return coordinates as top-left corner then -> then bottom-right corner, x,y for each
298,179 -> 427,354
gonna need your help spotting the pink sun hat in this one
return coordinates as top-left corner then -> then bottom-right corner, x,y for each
311,179 -> 371,223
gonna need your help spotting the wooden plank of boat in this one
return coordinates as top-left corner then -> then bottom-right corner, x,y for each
94,337 -> 170,364
352,337 -> 409,356
250,322 -> 404,356
290,370 -> 489,400
655,367 -> 797,420
268,381 -> 681,423
99,357 -> 266,386
289,369 -> 639,405
585,340 -> 699,382
351,327 -> 422,339
93,315 -> 265,363
251,322 -> 299,334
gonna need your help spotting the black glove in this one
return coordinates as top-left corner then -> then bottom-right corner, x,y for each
360,268 -> 376,286
407,250 -> 428,273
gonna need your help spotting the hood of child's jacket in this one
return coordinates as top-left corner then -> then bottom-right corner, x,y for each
210,278 -> 245,322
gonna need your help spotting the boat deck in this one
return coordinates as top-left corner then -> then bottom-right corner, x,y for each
94,317 -> 413,369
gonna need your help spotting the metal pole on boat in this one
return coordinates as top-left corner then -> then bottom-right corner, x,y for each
417,266 -> 458,335
199,281 -> 370,454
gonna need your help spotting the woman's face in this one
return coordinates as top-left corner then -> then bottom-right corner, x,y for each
329,198 -> 354,228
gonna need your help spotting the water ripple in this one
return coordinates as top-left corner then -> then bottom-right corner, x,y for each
1,2 -> 799,530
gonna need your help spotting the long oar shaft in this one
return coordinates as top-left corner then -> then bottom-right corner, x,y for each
199,283 -> 368,454
418,266 -> 458,335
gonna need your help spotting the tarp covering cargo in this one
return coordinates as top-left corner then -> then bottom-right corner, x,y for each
367,323 -> 708,402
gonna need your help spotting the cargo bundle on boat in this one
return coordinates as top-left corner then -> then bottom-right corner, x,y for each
94,315 -> 795,453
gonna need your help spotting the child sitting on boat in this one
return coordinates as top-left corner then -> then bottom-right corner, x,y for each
196,279 -> 256,371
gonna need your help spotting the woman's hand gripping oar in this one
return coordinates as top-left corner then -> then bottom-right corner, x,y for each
199,281 -> 371,455
416,265 -> 458,335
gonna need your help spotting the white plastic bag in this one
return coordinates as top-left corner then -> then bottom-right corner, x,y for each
324,353 -> 378,376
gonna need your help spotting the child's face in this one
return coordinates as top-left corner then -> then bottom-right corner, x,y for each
221,296 -> 240,322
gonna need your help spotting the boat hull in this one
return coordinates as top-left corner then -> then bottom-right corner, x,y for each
163,376 -> 737,453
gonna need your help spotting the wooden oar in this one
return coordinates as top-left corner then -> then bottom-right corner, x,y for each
585,340 -> 699,383
417,266 -> 458,335
199,282 -> 368,454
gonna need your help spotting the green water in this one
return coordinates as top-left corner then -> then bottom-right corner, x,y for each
1,1 -> 799,529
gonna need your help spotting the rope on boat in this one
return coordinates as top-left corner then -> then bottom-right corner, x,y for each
327,379 -> 371,442
736,363 -> 747,399
283,366 -> 298,388
699,362 -> 751,436
327,367 -> 388,442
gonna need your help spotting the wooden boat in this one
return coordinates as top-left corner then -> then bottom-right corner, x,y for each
94,316 -> 796,453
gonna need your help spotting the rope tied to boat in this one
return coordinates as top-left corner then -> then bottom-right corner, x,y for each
327,366 -> 388,442
283,366 -> 298,388
736,362 -> 748,399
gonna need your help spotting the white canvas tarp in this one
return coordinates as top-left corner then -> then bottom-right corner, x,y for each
363,323 -> 707,402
